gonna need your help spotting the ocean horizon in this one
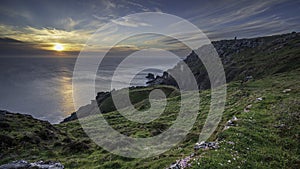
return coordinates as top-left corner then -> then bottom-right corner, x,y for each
0,56 -> 178,123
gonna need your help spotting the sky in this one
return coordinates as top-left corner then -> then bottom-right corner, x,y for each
0,0 -> 299,57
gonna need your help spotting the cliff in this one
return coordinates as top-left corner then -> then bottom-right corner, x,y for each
2,32 -> 298,168
147,32 -> 300,90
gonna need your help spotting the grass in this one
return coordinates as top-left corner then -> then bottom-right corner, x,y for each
1,32 -> 299,168
0,68 -> 299,168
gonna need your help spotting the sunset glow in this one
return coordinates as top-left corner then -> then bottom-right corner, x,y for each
54,43 -> 64,51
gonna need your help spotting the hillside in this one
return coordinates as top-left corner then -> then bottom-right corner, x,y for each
0,32 -> 299,168
147,32 -> 300,90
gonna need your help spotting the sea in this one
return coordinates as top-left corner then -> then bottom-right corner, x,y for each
0,55 -> 181,123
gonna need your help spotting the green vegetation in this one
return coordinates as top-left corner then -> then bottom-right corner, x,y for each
0,33 -> 299,168
98,85 -> 179,114
168,32 -> 300,90
1,68 -> 299,168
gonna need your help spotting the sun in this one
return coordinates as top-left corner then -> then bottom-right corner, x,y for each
54,43 -> 64,51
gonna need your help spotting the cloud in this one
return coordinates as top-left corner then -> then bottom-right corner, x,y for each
184,0 -> 299,40
204,14 -> 300,40
0,24 -> 92,52
206,16 -> 300,40
214,1 -> 277,26
0,5 -> 33,22
0,37 -> 22,43
0,37 -> 54,56
126,1 -> 145,9
0,0 -> 299,57
57,17 -> 82,31
92,15 -> 112,21
154,7 -> 163,13
111,16 -> 151,27
103,0 -> 117,10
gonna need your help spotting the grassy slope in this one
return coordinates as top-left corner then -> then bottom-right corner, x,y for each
190,69 -> 300,169
223,34 -> 300,81
98,85 -> 179,114
1,68 -> 299,168
0,33 -> 299,168
174,32 -> 300,90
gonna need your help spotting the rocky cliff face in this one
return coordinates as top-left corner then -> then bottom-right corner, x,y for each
147,32 -> 300,90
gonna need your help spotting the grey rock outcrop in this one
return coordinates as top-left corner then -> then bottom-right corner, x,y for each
0,160 -> 64,169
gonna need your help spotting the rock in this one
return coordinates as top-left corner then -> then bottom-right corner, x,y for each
223,126 -> 231,131
145,73 -> 155,80
223,116 -> 239,130
60,112 -> 77,123
194,141 -> 219,150
168,163 -> 180,169
96,92 -> 111,103
256,97 -> 263,101
244,76 -> 253,82
144,32 -> 299,91
246,104 -> 252,109
226,116 -> 238,126
146,72 -> 172,86
167,155 -> 192,169
146,76 -> 165,86
282,89 -> 292,93
227,120 -> 235,126
0,160 -> 30,169
274,124 -> 285,128
0,160 -> 64,169
232,116 -> 238,121
228,141 -> 235,145
244,104 -> 252,112
30,161 -> 64,169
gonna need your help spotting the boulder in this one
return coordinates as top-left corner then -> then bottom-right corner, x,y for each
30,161 -> 64,169
282,89 -> 292,93
194,141 -> 219,150
0,160 -> 30,169
0,160 -> 64,169
145,73 -> 155,80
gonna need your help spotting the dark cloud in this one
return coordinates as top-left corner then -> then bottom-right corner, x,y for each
0,0 -> 299,56
0,37 -> 78,57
